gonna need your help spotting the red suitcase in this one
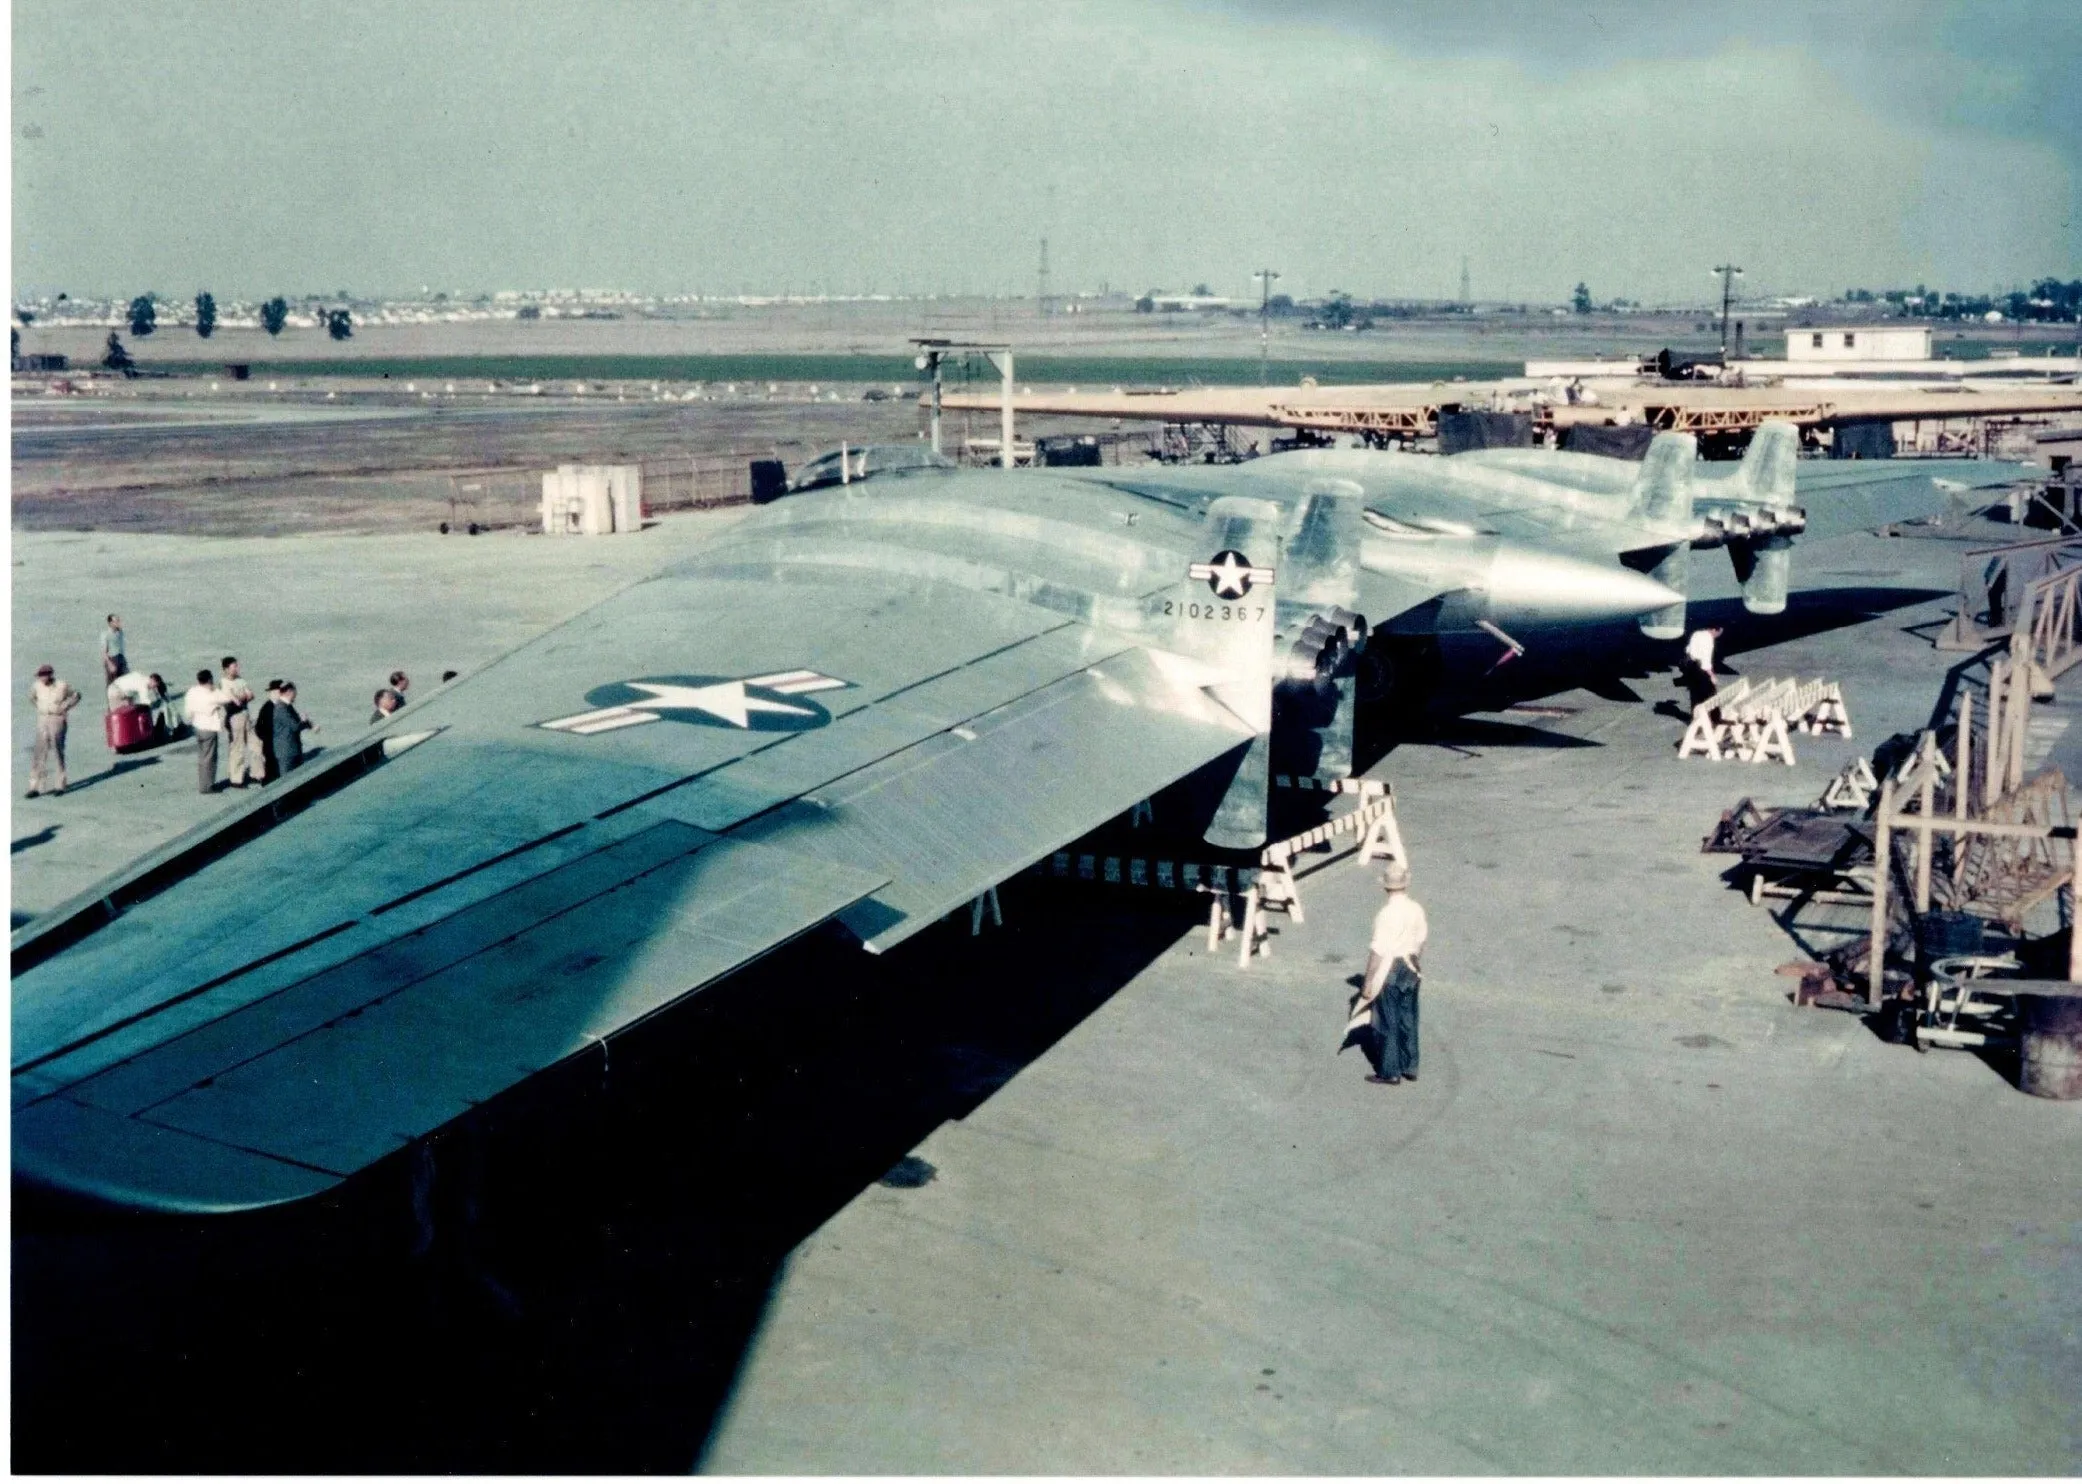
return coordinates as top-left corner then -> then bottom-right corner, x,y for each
105,704 -> 155,753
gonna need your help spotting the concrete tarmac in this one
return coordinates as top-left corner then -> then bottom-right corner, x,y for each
699,524 -> 2081,1474
10,507 -> 2080,1472
9,512 -> 745,917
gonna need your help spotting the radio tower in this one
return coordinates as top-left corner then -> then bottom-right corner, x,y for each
1037,236 -> 1053,319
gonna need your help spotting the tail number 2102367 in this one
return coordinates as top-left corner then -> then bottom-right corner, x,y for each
1162,600 -> 1267,622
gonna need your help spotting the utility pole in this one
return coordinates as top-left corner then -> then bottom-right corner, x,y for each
1254,267 -> 1280,386
1713,263 -> 1744,359
1037,235 -> 1052,320
1459,256 -> 1471,309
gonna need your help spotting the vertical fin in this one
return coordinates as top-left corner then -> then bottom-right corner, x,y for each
1737,419 -> 1799,505
1182,496 -> 1280,849
1630,433 -> 1696,638
1729,421 -> 1799,613
1282,478 -> 1363,610
1639,544 -> 1691,640
1739,535 -> 1792,614
1280,479 -> 1365,776
1627,431 -> 1697,526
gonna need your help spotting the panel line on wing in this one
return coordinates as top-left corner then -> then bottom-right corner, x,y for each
13,919 -> 362,1078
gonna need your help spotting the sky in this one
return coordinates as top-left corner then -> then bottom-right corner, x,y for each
10,0 -> 2079,306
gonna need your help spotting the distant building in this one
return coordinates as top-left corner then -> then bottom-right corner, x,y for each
2035,426 -> 2082,477
1786,326 -> 1931,362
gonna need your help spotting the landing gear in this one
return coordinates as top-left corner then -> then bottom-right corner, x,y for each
1355,635 -> 1438,711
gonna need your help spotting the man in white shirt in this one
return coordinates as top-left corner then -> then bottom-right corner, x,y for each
1347,860 -> 1429,1085
1680,625 -> 1723,711
184,668 -> 226,794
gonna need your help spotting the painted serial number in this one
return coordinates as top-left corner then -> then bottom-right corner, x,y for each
1161,600 -> 1268,621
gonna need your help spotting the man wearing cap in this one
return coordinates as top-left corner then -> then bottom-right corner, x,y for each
254,680 -> 282,781
1347,860 -> 1428,1085
26,663 -> 82,797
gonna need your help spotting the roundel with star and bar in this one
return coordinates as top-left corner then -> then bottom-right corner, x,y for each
1187,549 -> 1276,600
537,669 -> 850,735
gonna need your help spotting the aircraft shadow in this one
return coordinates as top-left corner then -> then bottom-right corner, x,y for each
1355,585 -> 1949,769
11,879 -> 1199,1473
1398,716 -> 1602,752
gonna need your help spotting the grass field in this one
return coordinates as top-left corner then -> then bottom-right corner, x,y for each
140,353 -> 1528,386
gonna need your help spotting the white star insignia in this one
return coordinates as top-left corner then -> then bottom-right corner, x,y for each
1187,550 -> 1275,599
540,670 -> 848,735
624,680 -> 815,729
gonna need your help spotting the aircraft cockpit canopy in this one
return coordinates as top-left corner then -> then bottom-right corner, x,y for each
790,444 -> 957,493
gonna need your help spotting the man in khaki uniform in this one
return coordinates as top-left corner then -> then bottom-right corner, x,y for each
218,656 -> 260,787
27,663 -> 82,797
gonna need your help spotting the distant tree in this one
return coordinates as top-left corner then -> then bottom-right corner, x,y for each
1266,293 -> 1295,316
1571,282 -> 1593,314
1320,292 -> 1354,329
102,331 -> 136,376
128,295 -> 157,336
326,307 -> 353,340
515,304 -> 541,320
260,296 -> 289,335
1133,294 -> 1155,314
194,291 -> 217,339
1190,282 -> 1212,297
2028,277 -> 2082,321
15,307 -> 33,326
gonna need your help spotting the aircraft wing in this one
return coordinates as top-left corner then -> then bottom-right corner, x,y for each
1783,458 -> 2039,539
12,517 -> 1255,1214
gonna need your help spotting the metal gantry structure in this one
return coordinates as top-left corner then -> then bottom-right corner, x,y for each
913,338 -> 1017,467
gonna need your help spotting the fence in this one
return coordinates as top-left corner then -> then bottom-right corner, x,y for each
443,449 -> 851,531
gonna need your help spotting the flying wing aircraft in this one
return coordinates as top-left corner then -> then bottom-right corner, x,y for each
10,428 -> 2029,1215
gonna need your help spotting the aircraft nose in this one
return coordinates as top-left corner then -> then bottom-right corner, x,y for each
1485,544 -> 1684,622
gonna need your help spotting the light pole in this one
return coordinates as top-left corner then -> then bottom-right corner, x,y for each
1255,268 -> 1280,386
1713,263 -> 1743,360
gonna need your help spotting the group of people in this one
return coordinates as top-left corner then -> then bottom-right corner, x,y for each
180,660 -> 316,794
25,615 -> 420,800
